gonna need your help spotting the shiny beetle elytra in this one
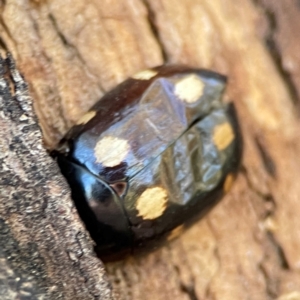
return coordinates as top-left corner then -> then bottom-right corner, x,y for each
53,65 -> 242,261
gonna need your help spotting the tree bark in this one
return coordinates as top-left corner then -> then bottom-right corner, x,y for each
0,55 -> 113,299
1,0 -> 300,299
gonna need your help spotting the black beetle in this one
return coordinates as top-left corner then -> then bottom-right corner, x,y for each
53,65 -> 242,261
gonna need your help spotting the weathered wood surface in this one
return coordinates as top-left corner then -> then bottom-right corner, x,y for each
1,0 -> 300,299
0,56 -> 113,299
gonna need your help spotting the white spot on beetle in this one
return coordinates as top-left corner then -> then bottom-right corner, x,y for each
136,187 -> 168,220
94,136 -> 130,167
76,111 -> 96,125
132,69 -> 158,80
174,74 -> 205,103
213,122 -> 235,151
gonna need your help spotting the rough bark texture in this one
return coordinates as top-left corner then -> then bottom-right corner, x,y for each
0,55 -> 113,299
1,0 -> 300,299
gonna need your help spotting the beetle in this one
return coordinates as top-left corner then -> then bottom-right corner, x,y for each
53,65 -> 242,261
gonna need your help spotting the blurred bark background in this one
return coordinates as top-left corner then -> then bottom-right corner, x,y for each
1,0 -> 300,299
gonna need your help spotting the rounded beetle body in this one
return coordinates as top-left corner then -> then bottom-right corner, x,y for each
55,65 -> 242,261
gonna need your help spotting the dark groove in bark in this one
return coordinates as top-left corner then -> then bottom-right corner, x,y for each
253,0 -> 300,112
255,137 -> 277,178
174,265 -> 199,300
48,12 -> 105,93
142,0 -> 168,63
241,167 -> 290,299
241,166 -> 289,269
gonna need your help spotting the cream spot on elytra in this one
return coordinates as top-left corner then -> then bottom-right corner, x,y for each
223,173 -> 234,193
167,225 -> 184,241
76,111 -> 96,125
213,122 -> 234,151
132,69 -> 158,80
136,187 -> 168,220
94,136 -> 130,167
174,74 -> 205,103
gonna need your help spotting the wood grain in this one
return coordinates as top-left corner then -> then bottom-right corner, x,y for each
1,0 -> 300,299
